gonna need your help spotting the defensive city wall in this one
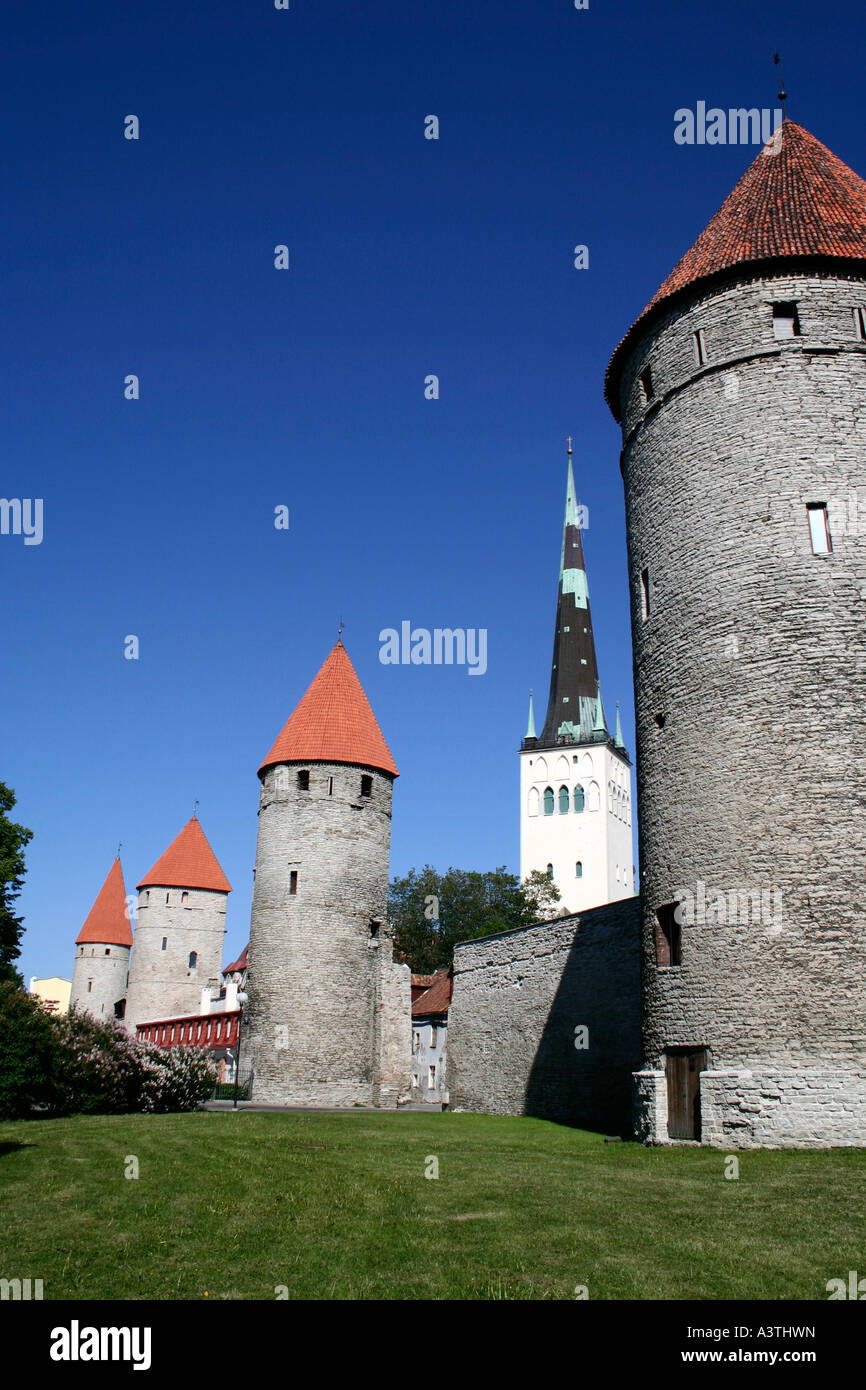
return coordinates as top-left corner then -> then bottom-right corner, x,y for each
446,897 -> 641,1136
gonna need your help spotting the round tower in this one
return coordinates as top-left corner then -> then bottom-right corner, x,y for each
70,857 -> 133,1021
245,639 -> 411,1106
606,120 -> 866,1147
124,816 -> 231,1035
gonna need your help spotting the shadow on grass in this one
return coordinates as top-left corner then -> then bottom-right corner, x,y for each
0,1141 -> 35,1157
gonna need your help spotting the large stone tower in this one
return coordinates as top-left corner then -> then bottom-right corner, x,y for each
605,120 -> 866,1147
520,443 -> 634,913
70,858 -> 133,1021
245,639 -> 411,1107
124,816 -> 231,1035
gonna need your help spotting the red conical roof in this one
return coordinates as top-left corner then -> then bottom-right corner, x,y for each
606,120 -> 866,416
259,641 -> 399,777
76,858 -> 133,946
137,817 -> 232,893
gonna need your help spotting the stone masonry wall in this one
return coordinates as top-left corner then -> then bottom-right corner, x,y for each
447,897 -> 640,1134
70,944 -> 130,1021
617,270 -> 866,1145
125,887 -> 227,1034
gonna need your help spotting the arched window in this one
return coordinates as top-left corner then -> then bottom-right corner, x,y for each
535,756 -> 548,780
188,951 -> 197,969
581,753 -> 593,774
543,787 -> 554,816
576,862 -> 583,878
573,785 -> 585,813
556,755 -> 570,780
546,864 -> 554,878
528,787 -> 540,817
558,785 -> 569,814
588,781 -> 600,812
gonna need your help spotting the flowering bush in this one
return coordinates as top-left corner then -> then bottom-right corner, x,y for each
0,987 -> 217,1119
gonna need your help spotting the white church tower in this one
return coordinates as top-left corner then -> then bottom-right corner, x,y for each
520,441 -> 634,913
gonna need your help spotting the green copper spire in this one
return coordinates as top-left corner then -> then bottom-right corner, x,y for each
593,683 -> 608,735
525,690 -> 537,739
560,455 -> 581,573
615,701 -> 625,749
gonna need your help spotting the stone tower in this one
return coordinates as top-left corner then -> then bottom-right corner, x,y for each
520,443 -> 634,913
245,639 -> 411,1107
70,858 -> 133,1021
124,816 -> 231,1035
605,120 -> 866,1147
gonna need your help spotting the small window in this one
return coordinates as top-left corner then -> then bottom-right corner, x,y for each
576,861 -> 583,878
104,948 -> 110,955
772,302 -> 800,338
87,980 -> 92,992
543,787 -> 554,816
188,952 -> 197,969
327,776 -> 334,796
807,503 -> 832,555
854,307 -> 866,341
297,770 -> 309,791
165,893 -> 170,905
640,366 -> 654,400
428,1065 -> 436,1089
360,774 -> 373,797
693,328 -> 707,366
558,786 -> 570,814
546,863 -> 553,878
181,891 -> 189,907
573,785 -> 585,813
369,920 -> 380,938
430,1026 -> 438,1047
640,568 -> 650,619
655,903 -> 682,967
289,870 -> 298,895
144,890 -> 150,904
412,1032 -> 420,1054
161,937 -> 167,951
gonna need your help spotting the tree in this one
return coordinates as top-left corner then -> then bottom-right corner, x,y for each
389,865 -> 561,973
0,783 -> 33,986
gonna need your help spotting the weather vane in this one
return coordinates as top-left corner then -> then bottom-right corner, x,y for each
567,435 -> 573,456
338,615 -> 344,639
116,841 -> 122,859
193,799 -> 199,818
773,52 -> 788,119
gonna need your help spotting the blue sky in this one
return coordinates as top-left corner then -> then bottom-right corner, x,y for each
5,0 -> 864,980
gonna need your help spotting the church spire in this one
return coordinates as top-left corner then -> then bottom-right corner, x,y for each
537,441 -> 602,747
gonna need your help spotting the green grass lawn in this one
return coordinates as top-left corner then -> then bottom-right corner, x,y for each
0,1110 -> 861,1300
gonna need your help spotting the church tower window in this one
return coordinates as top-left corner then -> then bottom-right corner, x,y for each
543,787 -> 554,816
573,785 -> 585,813
576,862 -> 583,878
558,786 -> 570,814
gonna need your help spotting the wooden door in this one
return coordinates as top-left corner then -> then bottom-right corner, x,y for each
666,1049 -> 707,1139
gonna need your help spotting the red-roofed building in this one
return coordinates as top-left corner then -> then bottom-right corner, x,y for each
411,968 -> 452,1106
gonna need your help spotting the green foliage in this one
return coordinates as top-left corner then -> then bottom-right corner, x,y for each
0,989 -> 216,1120
389,865 -> 561,973
0,983 -> 58,1119
0,782 -> 33,986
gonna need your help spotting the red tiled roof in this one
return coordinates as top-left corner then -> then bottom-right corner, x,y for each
259,641 -> 398,777
412,968 -> 453,1018
137,817 -> 232,893
605,120 -> 866,417
222,944 -> 248,975
76,858 -> 133,946
411,974 -> 433,987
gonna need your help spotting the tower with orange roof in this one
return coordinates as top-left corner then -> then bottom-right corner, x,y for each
245,639 -> 411,1106
124,816 -> 231,1035
70,857 -> 133,1020
606,120 -> 866,1147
